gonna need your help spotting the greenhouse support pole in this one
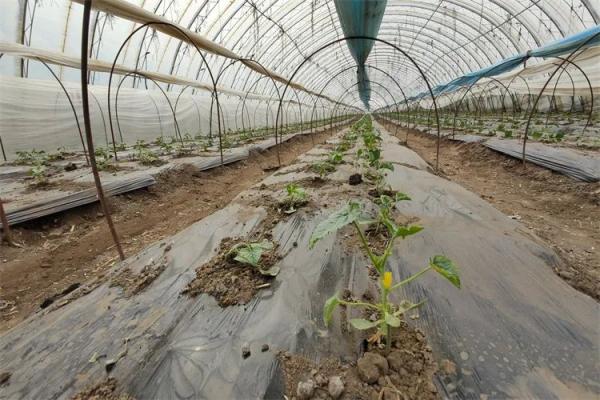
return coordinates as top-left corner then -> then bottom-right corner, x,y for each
0,198 -> 12,245
81,0 -> 124,261
0,136 -> 6,162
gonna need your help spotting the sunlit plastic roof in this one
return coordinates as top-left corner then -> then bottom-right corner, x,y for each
1,0 -> 598,109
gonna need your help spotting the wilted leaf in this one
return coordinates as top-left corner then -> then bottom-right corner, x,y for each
394,299 -> 426,316
349,318 -> 380,330
323,294 -> 340,326
395,225 -> 424,239
258,265 -> 280,277
384,312 -> 401,327
309,202 -> 363,248
430,255 -> 461,288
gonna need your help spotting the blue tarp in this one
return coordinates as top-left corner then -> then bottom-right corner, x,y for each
334,0 -> 387,109
418,25 -> 600,101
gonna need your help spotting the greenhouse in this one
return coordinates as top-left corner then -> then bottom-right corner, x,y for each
0,0 -> 599,398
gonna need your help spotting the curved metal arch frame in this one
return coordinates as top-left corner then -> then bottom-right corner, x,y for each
545,57 -> 593,135
304,64 -> 409,140
335,80 -> 401,137
80,0 -> 124,260
114,71 -> 183,146
499,74 -> 534,118
204,0 -> 556,90
21,57 -> 91,165
275,36 -> 443,170
449,75 -> 517,138
173,85 -> 204,137
522,33 -> 600,166
106,21 -> 225,163
330,85 -> 395,133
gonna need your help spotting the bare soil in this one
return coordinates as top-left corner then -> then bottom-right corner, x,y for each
400,127 -> 600,300
0,128 -> 342,332
278,322 -> 439,400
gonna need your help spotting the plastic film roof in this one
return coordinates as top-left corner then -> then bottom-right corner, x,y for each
1,0 -> 599,110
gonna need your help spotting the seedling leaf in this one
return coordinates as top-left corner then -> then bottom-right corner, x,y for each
395,192 -> 411,202
230,240 -> 276,276
384,312 -> 401,327
349,318 -> 380,330
309,202 -> 363,248
323,294 -> 340,326
430,255 -> 461,288
395,225 -> 424,239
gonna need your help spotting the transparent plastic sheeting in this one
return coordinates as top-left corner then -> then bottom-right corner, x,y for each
412,46 -> 600,110
0,76 -> 318,159
3,0 -> 598,106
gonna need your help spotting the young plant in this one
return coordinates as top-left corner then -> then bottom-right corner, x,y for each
116,142 -> 127,151
16,149 -> 48,166
227,239 -> 279,276
328,150 -> 344,165
29,162 -> 48,186
137,147 -> 161,166
47,147 -> 67,161
310,199 -> 460,351
310,161 -> 336,178
282,183 -> 308,214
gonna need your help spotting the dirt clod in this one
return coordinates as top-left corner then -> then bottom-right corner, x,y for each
357,353 -> 388,384
242,343 -> 251,359
0,371 -> 10,387
348,173 -> 363,185
70,378 -> 134,400
297,379 -> 316,399
328,376 -> 345,399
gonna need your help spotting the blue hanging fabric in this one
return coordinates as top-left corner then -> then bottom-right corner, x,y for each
334,0 -> 388,109
424,25 -> 600,99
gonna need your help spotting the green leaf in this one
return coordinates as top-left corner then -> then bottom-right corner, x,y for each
349,318 -> 380,330
384,312 -> 401,327
395,225 -> 424,239
394,192 -> 411,202
430,255 -> 461,288
323,294 -> 341,326
309,202 -> 363,248
232,240 -> 273,268
379,161 -> 394,171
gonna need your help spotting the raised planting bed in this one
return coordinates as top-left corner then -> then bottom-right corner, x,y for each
0,117 -> 597,399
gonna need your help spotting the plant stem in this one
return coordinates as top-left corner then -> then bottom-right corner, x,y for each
339,299 -> 379,310
353,221 -> 378,268
390,266 -> 432,291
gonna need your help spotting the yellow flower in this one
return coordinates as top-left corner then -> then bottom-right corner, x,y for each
383,271 -> 392,290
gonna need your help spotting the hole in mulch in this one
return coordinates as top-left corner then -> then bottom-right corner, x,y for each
367,188 -> 399,198
110,243 -> 173,297
182,237 -> 281,307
